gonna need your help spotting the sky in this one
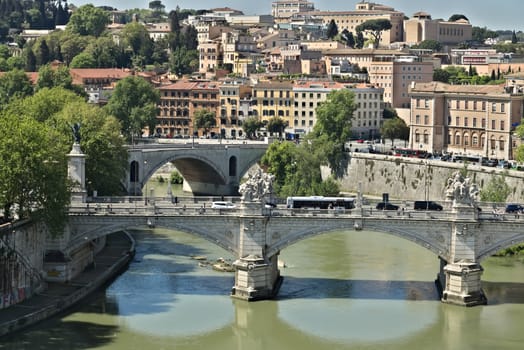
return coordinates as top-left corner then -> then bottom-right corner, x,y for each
70,0 -> 523,31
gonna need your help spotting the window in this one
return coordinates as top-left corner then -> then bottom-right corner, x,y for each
424,99 -> 429,108
492,103 -> 497,112
415,132 -> 420,143
473,118 -> 477,127
499,138 -> 505,151
501,120 -> 505,130
491,120 -> 495,129
456,116 -> 460,126
472,135 -> 478,146
481,118 -> 486,128
423,133 -> 429,144
455,134 -> 461,145
415,115 -> 420,124
424,115 -> 429,125
501,103 -> 505,113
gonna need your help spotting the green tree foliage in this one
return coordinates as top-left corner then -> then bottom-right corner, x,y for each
355,19 -> 392,49
472,26 -> 498,42
266,116 -> 286,138
242,116 -> 264,139
309,89 -> 355,175
0,109 -> 71,235
326,19 -> 338,39
261,141 -> 340,197
169,46 -> 198,75
412,39 -> 442,52
121,21 -> 154,68
67,4 -> 110,37
104,76 -> 160,141
448,14 -> 469,22
355,31 -> 365,49
512,30 -> 518,44
59,32 -> 92,65
338,29 -> 355,48
480,174 -> 510,202
69,52 -> 97,68
35,64 -> 73,91
0,69 -> 33,107
83,36 -> 125,68
380,117 -> 409,145
382,106 -> 398,119
193,109 -> 216,136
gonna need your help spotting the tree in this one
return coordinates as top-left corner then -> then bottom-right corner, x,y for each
448,14 -> 469,22
169,46 -> 199,75
355,31 -> 365,49
242,116 -> 264,139
84,36 -> 125,68
310,89 -> 356,175
0,110 -> 71,235
480,174 -> 510,202
326,19 -> 338,39
67,4 -> 110,37
266,116 -> 286,139
69,52 -> 97,68
6,87 -> 127,197
104,76 -> 160,141
512,30 -> 518,44
121,21 -> 154,66
340,29 -> 355,48
356,19 -> 392,49
193,109 -> 216,137
412,39 -> 442,52
380,117 -> 409,145
0,69 -> 33,107
35,64 -> 73,91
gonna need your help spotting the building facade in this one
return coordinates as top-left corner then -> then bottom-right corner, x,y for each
219,79 -> 253,139
369,56 -> 434,108
271,0 -> 315,23
404,12 -> 472,45
409,81 -> 524,160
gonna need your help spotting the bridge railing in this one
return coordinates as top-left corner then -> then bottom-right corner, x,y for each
69,199 -> 524,222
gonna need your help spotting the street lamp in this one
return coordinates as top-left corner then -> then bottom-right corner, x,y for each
144,160 -> 148,205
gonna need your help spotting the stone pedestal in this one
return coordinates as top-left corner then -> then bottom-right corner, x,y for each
441,260 -> 487,306
67,143 -> 87,202
231,254 -> 282,301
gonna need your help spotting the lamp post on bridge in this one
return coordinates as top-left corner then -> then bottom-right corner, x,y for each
144,160 -> 148,205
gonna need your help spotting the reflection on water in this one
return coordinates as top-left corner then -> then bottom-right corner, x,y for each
2,228 -> 524,350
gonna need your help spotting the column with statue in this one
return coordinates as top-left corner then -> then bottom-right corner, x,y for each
440,171 -> 486,306
231,168 -> 283,301
67,123 -> 87,202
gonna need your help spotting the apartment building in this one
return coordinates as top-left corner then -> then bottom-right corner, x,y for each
404,12 -> 472,45
292,81 -> 384,138
198,40 -> 223,74
409,81 -> 524,160
219,79 -> 253,139
252,81 -> 294,126
69,68 -> 133,104
369,55 -> 434,108
271,0 -> 315,23
156,80 -> 220,138
307,2 -> 404,46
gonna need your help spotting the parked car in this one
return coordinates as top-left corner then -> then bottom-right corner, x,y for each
211,201 -> 236,209
376,202 -> 399,210
414,201 -> 443,211
505,204 -> 524,213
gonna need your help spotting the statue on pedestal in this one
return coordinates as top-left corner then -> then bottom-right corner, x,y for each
445,171 -> 479,207
71,123 -> 81,144
239,168 -> 274,202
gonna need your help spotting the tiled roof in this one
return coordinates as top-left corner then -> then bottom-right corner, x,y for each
69,68 -> 132,80
411,82 -> 506,95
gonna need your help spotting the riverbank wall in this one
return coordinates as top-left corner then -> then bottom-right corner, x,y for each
330,153 -> 524,202
0,230 -> 135,337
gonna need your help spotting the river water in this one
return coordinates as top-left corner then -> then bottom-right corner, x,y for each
2,226 -> 524,349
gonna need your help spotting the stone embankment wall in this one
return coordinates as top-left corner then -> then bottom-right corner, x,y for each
0,220 -> 47,310
333,153 -> 524,203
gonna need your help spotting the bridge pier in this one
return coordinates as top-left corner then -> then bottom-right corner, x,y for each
440,203 -> 487,306
231,254 -> 282,301
441,260 -> 486,306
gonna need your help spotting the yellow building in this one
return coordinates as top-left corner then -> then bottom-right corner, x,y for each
253,81 -> 294,127
404,12 -> 472,45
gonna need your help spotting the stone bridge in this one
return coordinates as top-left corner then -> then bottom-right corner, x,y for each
125,141 -> 268,196
55,197 -> 524,307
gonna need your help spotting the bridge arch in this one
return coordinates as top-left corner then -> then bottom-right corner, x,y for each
266,219 -> 450,261
477,232 -> 524,262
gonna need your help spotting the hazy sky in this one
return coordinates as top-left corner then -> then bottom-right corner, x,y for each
70,1 -> 523,31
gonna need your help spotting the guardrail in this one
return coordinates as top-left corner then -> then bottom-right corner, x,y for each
69,201 -> 524,222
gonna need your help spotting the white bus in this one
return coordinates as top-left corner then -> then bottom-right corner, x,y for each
286,196 -> 355,209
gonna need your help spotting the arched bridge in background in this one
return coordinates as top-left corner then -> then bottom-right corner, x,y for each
125,141 -> 269,196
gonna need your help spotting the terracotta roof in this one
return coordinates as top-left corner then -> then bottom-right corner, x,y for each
0,71 -> 38,84
411,81 -> 506,95
69,68 -> 132,79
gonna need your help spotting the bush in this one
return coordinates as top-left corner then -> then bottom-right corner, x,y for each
170,171 -> 183,184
